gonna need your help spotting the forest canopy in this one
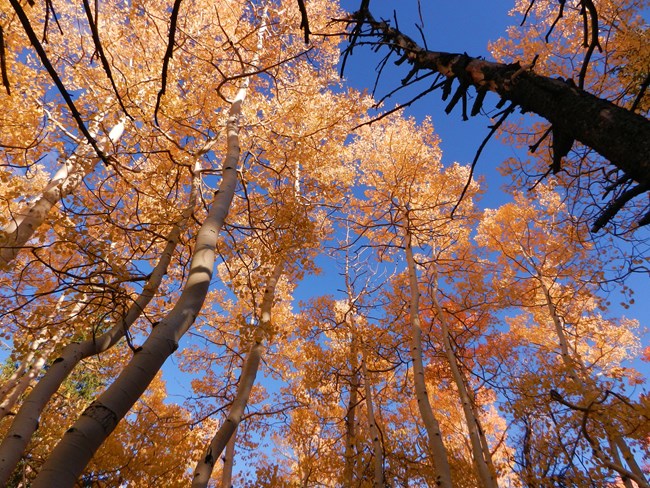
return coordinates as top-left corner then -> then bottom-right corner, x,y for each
0,0 -> 648,486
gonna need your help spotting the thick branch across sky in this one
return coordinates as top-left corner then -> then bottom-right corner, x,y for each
343,10 -> 650,205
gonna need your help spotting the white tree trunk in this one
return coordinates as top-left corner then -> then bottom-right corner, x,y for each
537,273 -> 649,487
361,352 -> 384,488
430,269 -> 497,488
0,194 -> 191,485
192,263 -> 283,487
404,230 -> 453,487
220,429 -> 237,488
0,293 -> 79,420
0,117 -> 126,268
31,126 -> 239,486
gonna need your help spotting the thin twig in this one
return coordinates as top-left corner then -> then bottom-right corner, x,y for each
450,103 -> 516,218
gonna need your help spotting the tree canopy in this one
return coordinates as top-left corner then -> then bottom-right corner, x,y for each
0,0 -> 648,486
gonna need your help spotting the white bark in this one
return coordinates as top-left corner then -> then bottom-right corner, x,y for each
220,429 -> 237,488
404,230 -> 452,487
536,272 -> 649,487
31,136 -> 238,486
192,263 -> 283,488
30,10 -> 267,484
361,352 -> 384,488
28,11 -> 269,480
0,117 -> 126,268
430,269 -> 497,488
0,201 -> 188,485
0,293 -> 77,420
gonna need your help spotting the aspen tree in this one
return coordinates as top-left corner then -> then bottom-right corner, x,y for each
29,12 -> 260,482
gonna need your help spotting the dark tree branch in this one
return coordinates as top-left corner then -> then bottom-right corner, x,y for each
9,0 -> 111,167
577,0 -> 602,89
630,72 -> 649,113
42,0 -> 63,43
0,26 -> 10,95
154,0 -> 183,126
545,0 -> 566,42
81,0 -> 132,120
592,183 -> 650,232
340,9 -> 650,229
296,0 -> 310,44
450,103 -> 516,219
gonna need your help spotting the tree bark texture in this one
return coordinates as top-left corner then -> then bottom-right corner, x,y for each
353,12 -> 650,188
343,334 -> 359,486
220,429 -> 237,488
29,78 -> 248,487
361,352 -> 385,488
0,191 -> 192,485
430,269 -> 497,488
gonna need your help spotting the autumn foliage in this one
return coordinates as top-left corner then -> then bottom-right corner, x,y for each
0,0 -> 648,486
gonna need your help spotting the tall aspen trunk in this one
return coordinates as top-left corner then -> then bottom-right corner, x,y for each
0,292 -> 69,419
220,425 -> 237,488
609,434 -> 634,488
404,229 -> 453,487
192,263 -> 283,487
0,346 -> 49,419
29,58 -> 256,485
537,274 -> 650,488
343,335 -> 359,486
0,188 -> 193,485
430,269 -> 497,488
361,351 -> 384,488
0,117 -> 126,268
29,12 -> 269,484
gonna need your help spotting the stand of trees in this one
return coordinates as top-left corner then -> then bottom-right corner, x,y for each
0,0 -> 648,485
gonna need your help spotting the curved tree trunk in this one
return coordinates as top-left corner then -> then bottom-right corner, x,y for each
404,229 -> 453,487
0,117 -> 126,268
0,189 -> 193,484
192,263 -> 283,487
29,63 -> 253,486
430,268 -> 497,488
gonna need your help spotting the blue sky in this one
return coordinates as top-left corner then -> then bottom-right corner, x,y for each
331,0 -> 649,341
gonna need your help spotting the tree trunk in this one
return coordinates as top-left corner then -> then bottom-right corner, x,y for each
343,333 -> 359,486
0,117 -> 126,268
430,269 -> 497,488
220,426 -> 237,488
28,58 -> 254,485
0,193 -> 191,485
351,12 -> 650,190
361,351 -> 384,488
537,273 -> 649,487
192,263 -> 283,487
404,229 -> 453,487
